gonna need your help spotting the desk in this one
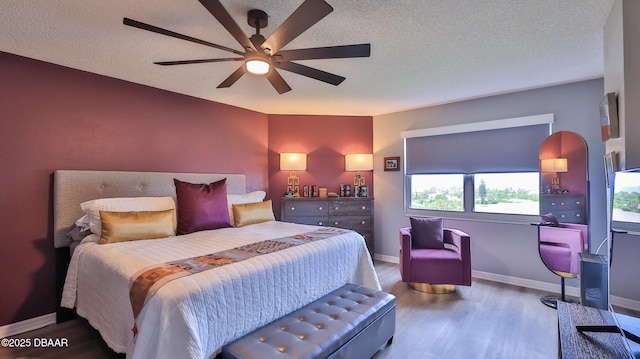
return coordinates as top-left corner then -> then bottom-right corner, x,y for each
558,301 -> 633,358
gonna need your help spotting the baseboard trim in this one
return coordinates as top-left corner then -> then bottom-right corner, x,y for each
611,295 -> 640,313
374,255 -> 640,312
374,254 -> 399,264
471,270 -> 581,298
0,313 -> 56,338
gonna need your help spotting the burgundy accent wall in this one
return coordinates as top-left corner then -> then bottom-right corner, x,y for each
0,52 -> 268,326
268,114 -> 373,219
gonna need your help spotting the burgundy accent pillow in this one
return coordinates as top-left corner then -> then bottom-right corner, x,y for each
410,217 -> 445,249
174,178 -> 232,235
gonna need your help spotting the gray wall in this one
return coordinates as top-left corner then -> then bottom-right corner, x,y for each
372,79 -> 632,299
604,0 -> 640,170
604,0 -> 640,307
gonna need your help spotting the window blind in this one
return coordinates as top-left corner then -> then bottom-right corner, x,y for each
405,122 -> 550,175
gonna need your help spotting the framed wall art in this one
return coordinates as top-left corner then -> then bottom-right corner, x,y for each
600,92 -> 619,142
384,157 -> 400,171
604,151 -> 618,188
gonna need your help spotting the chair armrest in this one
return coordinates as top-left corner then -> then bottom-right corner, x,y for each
444,228 -> 472,285
443,228 -> 470,259
559,223 -> 589,251
399,227 -> 412,282
400,227 -> 412,251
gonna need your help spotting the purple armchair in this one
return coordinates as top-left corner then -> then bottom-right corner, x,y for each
399,227 -> 471,293
539,223 -> 588,275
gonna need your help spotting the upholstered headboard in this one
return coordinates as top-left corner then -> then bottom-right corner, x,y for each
53,170 -> 246,248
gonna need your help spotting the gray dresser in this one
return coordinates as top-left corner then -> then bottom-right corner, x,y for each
540,194 -> 585,224
280,197 -> 374,258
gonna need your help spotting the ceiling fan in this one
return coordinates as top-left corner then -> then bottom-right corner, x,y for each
123,0 -> 371,94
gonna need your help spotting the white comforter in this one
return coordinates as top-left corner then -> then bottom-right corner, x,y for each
61,221 -> 380,359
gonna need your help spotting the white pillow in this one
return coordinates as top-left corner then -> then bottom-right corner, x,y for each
75,214 -> 90,229
80,196 -> 176,235
227,191 -> 266,226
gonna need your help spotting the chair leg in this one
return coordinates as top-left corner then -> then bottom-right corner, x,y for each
540,277 -> 578,309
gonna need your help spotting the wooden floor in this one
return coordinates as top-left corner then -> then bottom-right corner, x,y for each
1,261 -> 579,358
372,261 -> 558,359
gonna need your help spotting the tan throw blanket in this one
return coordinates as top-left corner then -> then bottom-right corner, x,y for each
129,227 -> 350,334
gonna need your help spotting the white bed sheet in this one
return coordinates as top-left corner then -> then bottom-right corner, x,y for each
61,221 -> 380,359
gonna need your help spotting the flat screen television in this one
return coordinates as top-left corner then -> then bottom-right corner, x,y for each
612,171 -> 640,233
603,171 -> 640,356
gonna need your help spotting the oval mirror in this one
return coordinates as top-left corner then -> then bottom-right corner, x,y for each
537,131 -> 589,307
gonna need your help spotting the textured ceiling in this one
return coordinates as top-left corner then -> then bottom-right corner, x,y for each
1,0 -> 614,116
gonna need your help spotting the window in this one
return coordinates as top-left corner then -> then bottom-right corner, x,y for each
406,172 -> 539,220
403,114 -> 551,223
410,174 -> 464,211
474,173 -> 539,215
612,172 -> 640,232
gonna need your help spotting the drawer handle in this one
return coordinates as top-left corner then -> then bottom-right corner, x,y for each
576,201 -> 581,205
361,206 -> 366,210
334,221 -> 339,225
290,206 -> 295,211
560,214 -> 566,218
334,206 -> 339,210
576,214 -> 581,217
560,202 -> 565,206
551,202 -> 556,206
318,206 -> 323,211
361,221 -> 366,225
318,221 -> 323,226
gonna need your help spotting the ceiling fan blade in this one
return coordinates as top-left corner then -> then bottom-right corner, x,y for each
217,65 -> 247,88
250,35 -> 266,52
198,0 -> 257,52
266,69 -> 292,94
276,44 -> 371,61
123,17 -> 243,55
276,61 -> 345,86
155,58 -> 243,66
262,0 -> 333,55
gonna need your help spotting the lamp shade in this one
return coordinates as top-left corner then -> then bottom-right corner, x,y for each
345,154 -> 373,171
540,158 -> 568,173
280,153 -> 307,171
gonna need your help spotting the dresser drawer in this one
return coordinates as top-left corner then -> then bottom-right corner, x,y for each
328,215 -> 371,232
540,195 -> 583,212
553,210 -> 584,224
281,200 -> 329,217
284,216 -> 329,226
540,195 -> 584,224
328,200 -> 373,216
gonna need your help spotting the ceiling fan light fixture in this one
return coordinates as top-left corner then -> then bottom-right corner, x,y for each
245,59 -> 270,75
124,0 -> 370,94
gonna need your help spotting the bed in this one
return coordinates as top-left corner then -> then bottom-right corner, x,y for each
54,170 -> 380,359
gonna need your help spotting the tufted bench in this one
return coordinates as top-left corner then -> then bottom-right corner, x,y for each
222,283 -> 396,359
